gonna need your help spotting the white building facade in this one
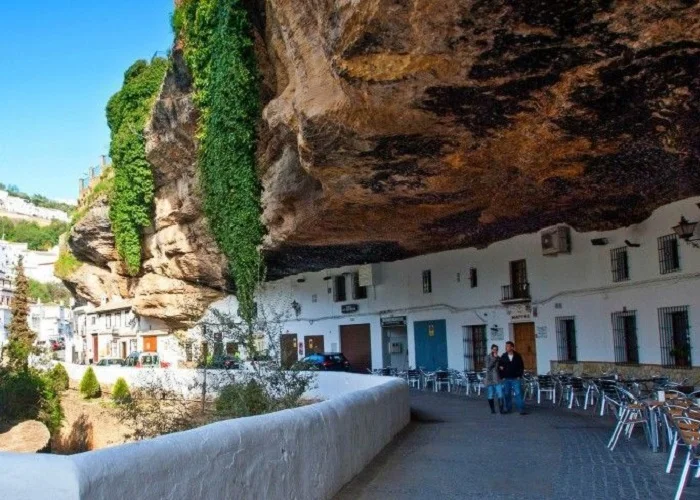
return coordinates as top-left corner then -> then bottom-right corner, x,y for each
0,241 -> 61,283
69,298 -> 180,366
29,302 -> 73,345
255,198 -> 700,378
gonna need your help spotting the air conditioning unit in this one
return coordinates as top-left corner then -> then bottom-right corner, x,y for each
541,226 -> 571,256
358,263 -> 381,287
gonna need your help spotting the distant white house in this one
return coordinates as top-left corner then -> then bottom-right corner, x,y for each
0,240 -> 61,283
29,302 -> 72,346
0,190 -> 70,223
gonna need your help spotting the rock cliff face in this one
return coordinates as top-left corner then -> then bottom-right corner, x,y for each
66,0 -> 700,321
259,0 -> 700,277
64,51 -> 224,327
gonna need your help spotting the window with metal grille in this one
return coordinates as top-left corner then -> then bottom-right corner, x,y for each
611,310 -> 639,364
351,272 -> 367,299
556,316 -> 577,362
658,234 -> 680,274
658,306 -> 691,368
610,247 -> 629,282
469,267 -> 477,288
463,325 -> 487,371
422,270 -> 432,294
333,275 -> 346,302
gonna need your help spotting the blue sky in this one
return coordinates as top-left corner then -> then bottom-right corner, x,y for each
0,1 -> 174,203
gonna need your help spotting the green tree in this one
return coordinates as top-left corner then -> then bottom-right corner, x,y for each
79,367 -> 101,399
111,377 -> 131,404
6,256 -> 35,371
49,363 -> 70,392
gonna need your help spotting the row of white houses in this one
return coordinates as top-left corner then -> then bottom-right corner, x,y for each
250,197 -> 700,377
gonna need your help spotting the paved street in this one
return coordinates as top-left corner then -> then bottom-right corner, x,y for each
335,390 -> 700,500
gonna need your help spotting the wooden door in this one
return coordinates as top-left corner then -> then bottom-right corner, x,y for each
304,335 -> 324,355
92,335 -> 98,362
143,336 -> 158,352
513,322 -> 537,373
120,341 -> 127,359
340,324 -> 372,373
280,334 -> 298,368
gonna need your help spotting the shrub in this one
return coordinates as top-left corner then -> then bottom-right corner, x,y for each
54,248 -> 81,279
79,367 -> 101,399
49,364 -> 69,392
0,369 -> 64,435
214,380 -> 273,419
116,374 -> 196,440
111,377 -> 131,404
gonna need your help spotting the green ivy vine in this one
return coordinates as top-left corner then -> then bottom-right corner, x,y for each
175,0 -> 263,323
106,58 -> 168,276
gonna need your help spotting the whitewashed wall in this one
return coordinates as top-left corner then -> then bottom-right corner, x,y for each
0,372 -> 409,500
256,198 -> 700,374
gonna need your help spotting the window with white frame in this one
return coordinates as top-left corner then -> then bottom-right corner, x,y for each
658,234 -> 680,274
333,275 -> 347,302
422,270 -> 432,294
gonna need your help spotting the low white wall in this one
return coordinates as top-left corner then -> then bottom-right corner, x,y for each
0,372 -> 409,500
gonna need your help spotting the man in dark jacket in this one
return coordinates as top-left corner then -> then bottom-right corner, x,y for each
499,341 -> 527,415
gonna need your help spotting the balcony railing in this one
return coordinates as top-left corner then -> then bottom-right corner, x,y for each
501,281 -> 531,302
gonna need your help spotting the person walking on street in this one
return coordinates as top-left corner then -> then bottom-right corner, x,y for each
499,341 -> 528,415
485,344 -> 504,414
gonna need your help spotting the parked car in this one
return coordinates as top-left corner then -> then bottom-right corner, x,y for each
95,357 -> 123,367
295,352 -> 351,371
50,339 -> 65,351
211,355 -> 240,370
124,351 -> 170,368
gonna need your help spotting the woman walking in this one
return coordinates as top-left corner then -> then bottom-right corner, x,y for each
485,344 -> 504,414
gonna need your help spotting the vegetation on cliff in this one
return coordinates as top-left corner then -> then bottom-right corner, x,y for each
53,248 -> 81,280
174,0 -> 263,322
106,58 -> 168,276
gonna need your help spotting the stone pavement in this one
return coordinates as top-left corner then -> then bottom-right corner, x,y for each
335,390 -> 700,500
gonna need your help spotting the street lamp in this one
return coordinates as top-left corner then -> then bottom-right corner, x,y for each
672,216 -> 700,246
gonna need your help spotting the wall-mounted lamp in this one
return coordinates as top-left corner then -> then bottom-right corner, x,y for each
291,300 -> 301,317
673,216 -> 700,247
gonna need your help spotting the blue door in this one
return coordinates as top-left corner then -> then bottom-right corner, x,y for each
414,320 -> 448,371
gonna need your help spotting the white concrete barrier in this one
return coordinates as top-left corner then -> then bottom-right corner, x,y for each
0,372 -> 409,500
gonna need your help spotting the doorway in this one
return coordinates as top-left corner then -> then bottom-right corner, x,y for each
463,325 -> 487,371
280,334 -> 298,368
92,334 -> 98,363
304,335 -> 324,355
414,320 -> 448,371
382,324 -> 408,370
513,322 -> 537,372
120,341 -> 127,359
340,324 -> 372,373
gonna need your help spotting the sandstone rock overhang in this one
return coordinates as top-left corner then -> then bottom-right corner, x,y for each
258,0 -> 700,279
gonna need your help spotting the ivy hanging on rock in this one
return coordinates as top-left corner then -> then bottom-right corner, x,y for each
175,0 -> 263,323
106,58 -> 168,276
